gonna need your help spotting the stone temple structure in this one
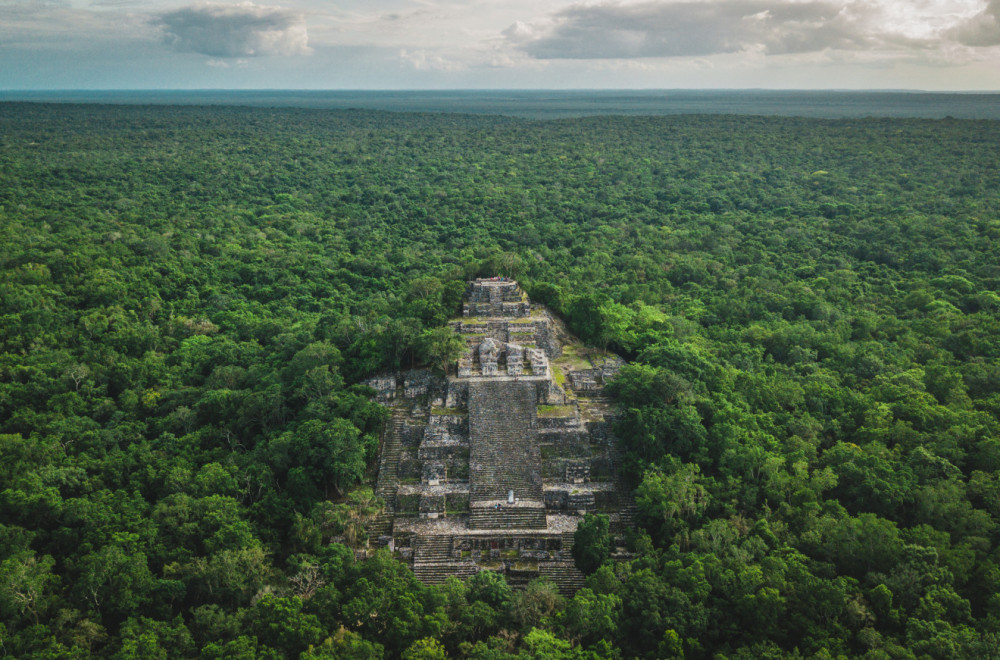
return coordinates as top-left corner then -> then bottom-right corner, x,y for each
366,279 -> 632,594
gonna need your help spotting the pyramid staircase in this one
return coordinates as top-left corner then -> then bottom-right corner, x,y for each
412,534 -> 478,585
488,285 -> 502,315
414,535 -> 454,562
414,562 -> 480,585
608,448 -> 638,533
468,505 -> 547,529
369,407 -> 407,538
468,380 -> 546,529
539,562 -> 586,595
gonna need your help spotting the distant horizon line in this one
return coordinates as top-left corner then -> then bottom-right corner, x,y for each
3,88 -> 1000,94
6,88 -> 998,120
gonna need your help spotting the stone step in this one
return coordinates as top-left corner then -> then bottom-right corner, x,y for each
468,379 -> 543,507
367,407 -> 408,540
413,561 -> 480,585
612,505 -> 638,533
413,535 -> 454,562
468,505 -> 547,530
538,562 -> 586,596
369,513 -> 394,538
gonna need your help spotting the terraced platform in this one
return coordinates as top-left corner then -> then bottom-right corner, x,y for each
366,279 -> 630,595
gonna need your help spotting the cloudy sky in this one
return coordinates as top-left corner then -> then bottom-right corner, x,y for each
2,0 -> 999,89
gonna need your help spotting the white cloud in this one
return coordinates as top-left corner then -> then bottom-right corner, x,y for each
506,0 -> 999,60
206,57 -> 250,67
1,0 -> 998,89
399,47 -> 466,71
157,2 -> 310,57
950,0 -> 1000,46
0,0 -> 156,48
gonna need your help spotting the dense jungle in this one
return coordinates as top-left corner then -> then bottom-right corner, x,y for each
1,102 -> 999,658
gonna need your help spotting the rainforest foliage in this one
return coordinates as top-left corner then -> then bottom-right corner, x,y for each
1,103 -> 999,658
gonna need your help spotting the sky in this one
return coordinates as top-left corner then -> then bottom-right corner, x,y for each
2,0 -> 999,90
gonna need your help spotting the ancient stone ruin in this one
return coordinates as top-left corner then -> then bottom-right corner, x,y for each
367,278 -> 633,594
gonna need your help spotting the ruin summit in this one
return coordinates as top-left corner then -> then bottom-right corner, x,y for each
366,278 -> 633,593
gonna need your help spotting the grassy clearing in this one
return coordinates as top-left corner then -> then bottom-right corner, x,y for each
431,406 -> 467,416
537,404 -> 576,418
556,344 -> 601,370
550,363 -> 566,388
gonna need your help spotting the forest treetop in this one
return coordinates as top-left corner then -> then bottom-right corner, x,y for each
1,102 -> 998,658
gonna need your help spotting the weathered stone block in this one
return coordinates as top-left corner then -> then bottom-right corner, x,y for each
419,493 -> 445,516
593,489 -> 615,510
396,494 -> 420,514
545,490 -> 568,509
400,425 -> 423,447
365,375 -> 397,404
567,491 -> 595,512
565,463 -> 590,483
444,381 -> 468,408
398,458 -> 423,480
536,416 -> 580,430
422,462 -> 446,484
590,455 -> 614,481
